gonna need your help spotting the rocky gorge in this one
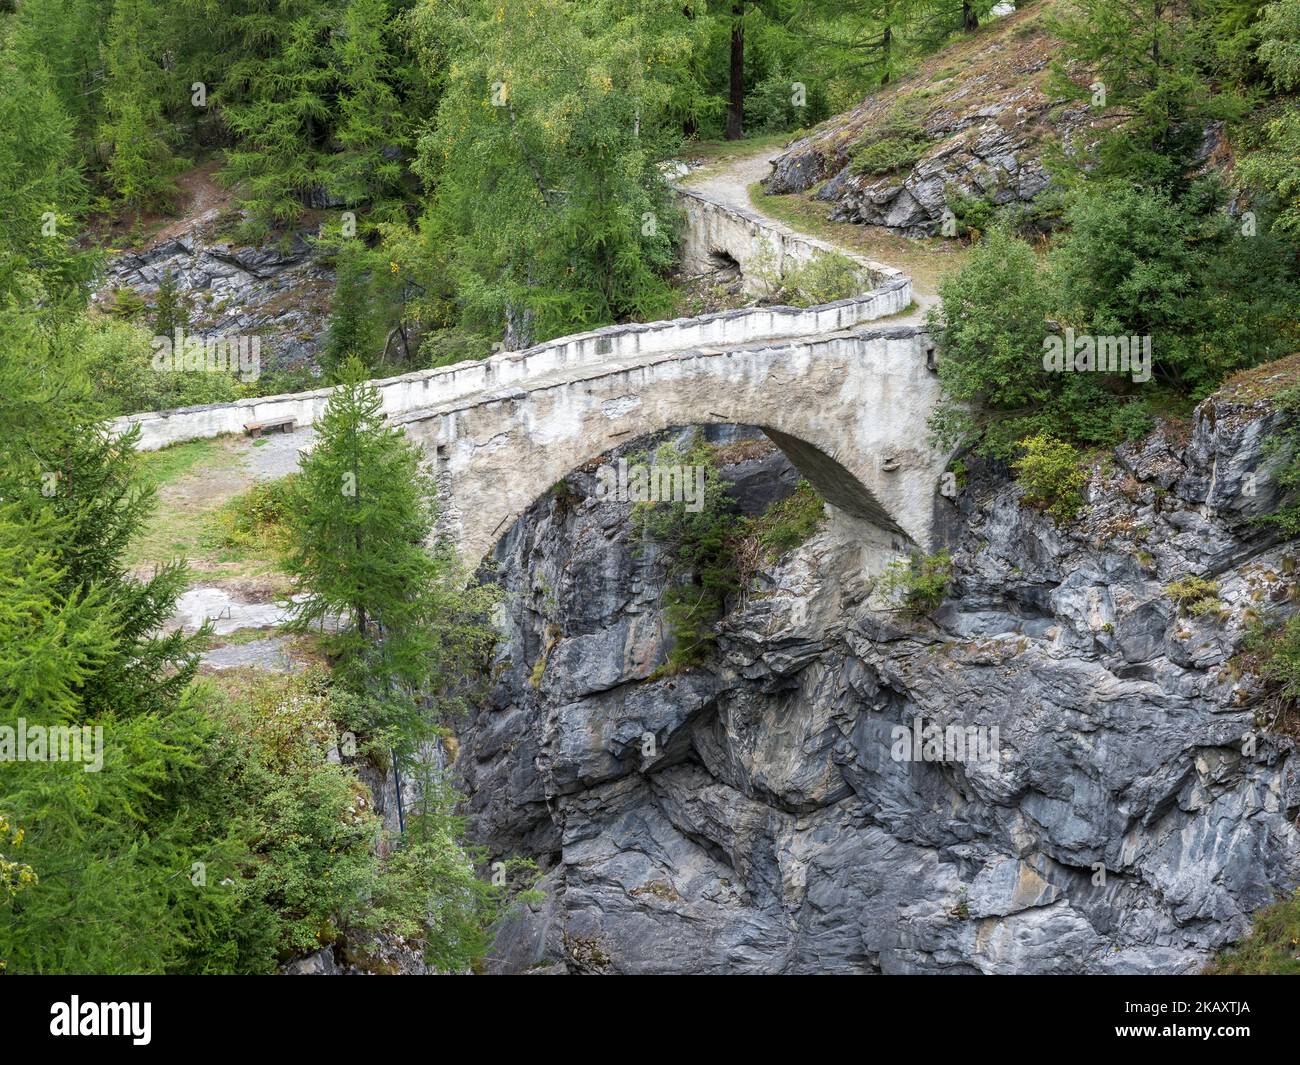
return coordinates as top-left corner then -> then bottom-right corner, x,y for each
455,388 -> 1300,975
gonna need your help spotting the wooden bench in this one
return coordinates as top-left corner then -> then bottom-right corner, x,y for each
243,417 -> 296,438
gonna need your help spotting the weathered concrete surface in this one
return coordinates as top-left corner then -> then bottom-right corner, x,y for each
393,324 -> 946,561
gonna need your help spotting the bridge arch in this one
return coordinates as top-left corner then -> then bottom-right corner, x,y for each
392,323 -> 947,564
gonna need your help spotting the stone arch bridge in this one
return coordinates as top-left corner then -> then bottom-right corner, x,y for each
117,188 -> 948,563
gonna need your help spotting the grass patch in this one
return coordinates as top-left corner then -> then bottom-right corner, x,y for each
127,437 -> 245,567
1206,891 -> 1300,974
133,436 -> 234,492
1219,353 -> 1300,405
880,551 -> 954,616
744,481 -> 825,561
1165,576 -> 1222,617
747,181 -> 970,297
205,475 -> 296,562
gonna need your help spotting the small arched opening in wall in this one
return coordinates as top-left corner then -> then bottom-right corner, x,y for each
706,248 -> 742,276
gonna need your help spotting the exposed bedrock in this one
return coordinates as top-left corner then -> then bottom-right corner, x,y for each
456,402 -> 1300,975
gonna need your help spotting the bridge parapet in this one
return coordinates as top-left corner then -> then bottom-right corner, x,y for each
113,273 -> 911,452
112,180 -> 913,453
676,186 -> 905,296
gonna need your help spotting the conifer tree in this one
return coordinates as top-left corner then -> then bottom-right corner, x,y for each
98,0 -> 184,214
153,270 -> 188,341
416,0 -> 694,345
322,242 -> 379,374
282,358 -> 495,747
220,3 -> 334,233
1049,0 -> 1236,192
0,308 -> 205,720
328,0 -> 413,214
0,50 -> 91,303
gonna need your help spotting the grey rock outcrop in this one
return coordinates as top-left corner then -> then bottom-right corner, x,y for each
762,6 -> 1101,237
458,402 -> 1300,975
98,227 -> 334,373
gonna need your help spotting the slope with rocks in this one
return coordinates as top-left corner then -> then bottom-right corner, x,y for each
764,0 -> 1094,237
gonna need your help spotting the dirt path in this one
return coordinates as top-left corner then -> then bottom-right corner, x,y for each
684,147 -> 940,325
133,428 -> 315,667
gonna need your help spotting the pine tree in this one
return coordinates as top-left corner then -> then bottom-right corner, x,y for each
1238,0 -> 1300,233
98,0 -> 184,215
790,0 -> 938,89
0,50 -> 92,303
1048,0 -> 1237,192
282,358 -> 495,748
322,242 -> 378,374
416,0 -> 693,345
0,304 -> 227,975
327,0 -> 412,214
220,3 -> 334,234
153,269 -> 188,340
0,308 -> 205,720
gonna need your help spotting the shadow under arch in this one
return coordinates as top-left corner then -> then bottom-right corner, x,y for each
468,421 -> 913,569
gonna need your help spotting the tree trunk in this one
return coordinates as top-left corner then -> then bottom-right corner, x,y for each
962,1 -> 978,31
726,4 -> 744,141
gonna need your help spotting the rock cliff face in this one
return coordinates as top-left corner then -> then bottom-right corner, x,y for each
763,4 -> 1097,236
455,400 -> 1300,975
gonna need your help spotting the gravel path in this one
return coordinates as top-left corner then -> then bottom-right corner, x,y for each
684,148 -> 937,325
242,424 -> 314,481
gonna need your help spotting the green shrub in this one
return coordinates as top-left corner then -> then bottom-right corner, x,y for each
1165,575 -> 1222,616
852,133 -> 929,176
172,670 -> 514,974
1050,181 -> 1300,396
928,180 -> 1300,461
103,286 -> 146,319
1013,434 -> 1088,522
785,252 -> 865,305
849,98 -> 931,177
208,476 -> 297,554
750,242 -> 865,307
945,188 -> 1000,241
1249,613 -> 1300,711
880,550 -> 953,616
634,433 -> 739,673
745,68 -> 829,133
85,316 -> 240,416
1261,385 -> 1300,536
747,480 -> 825,560
926,227 -> 1055,460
